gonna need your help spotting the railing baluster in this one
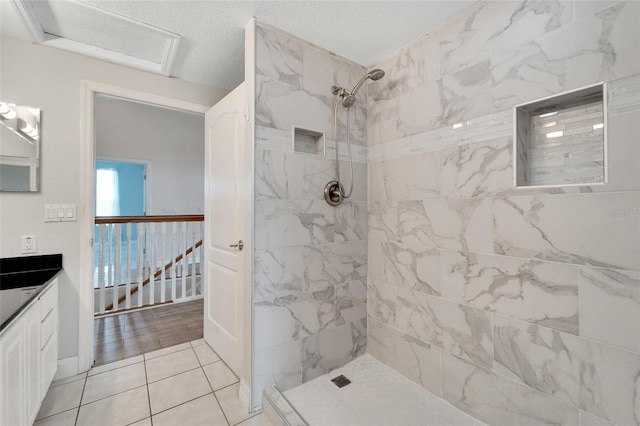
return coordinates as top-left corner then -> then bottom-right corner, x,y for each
149,222 -> 156,306
160,222 -> 166,304
171,222 -> 177,302
113,224 -> 121,312
198,221 -> 204,296
190,221 -> 196,297
137,224 -> 144,308
181,221 -> 187,299
98,224 -> 106,314
107,224 -> 113,303
125,222 -> 132,310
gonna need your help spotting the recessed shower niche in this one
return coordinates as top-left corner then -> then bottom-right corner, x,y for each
292,126 -> 324,155
514,83 -> 607,188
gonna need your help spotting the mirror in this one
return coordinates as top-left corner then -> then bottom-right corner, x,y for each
0,102 -> 40,192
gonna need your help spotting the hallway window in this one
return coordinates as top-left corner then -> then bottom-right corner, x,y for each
96,168 -> 120,216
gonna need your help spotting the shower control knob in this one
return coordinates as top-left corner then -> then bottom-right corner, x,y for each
324,181 -> 345,206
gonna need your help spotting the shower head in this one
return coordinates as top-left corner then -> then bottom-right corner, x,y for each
339,69 -> 386,108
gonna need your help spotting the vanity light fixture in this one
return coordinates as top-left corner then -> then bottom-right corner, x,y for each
18,119 -> 38,141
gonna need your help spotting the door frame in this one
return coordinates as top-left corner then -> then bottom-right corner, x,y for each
79,82 -> 210,373
95,156 -> 151,216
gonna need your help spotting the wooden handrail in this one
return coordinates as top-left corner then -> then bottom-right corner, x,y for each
95,214 -> 204,224
105,239 -> 203,311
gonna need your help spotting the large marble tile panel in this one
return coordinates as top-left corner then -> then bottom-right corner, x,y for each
254,199 -> 306,249
303,240 -> 367,291
367,279 -> 397,326
301,317 -> 367,382
367,96 -> 398,145
380,241 -> 440,296
301,155 -> 336,200
368,318 -> 441,396
580,266 -> 640,353
440,137 -> 513,198
398,198 -> 493,253
437,61 -> 492,127
368,35 -> 439,102
334,201 -> 368,243
256,25 -> 303,88
255,149 -> 303,200
369,153 -> 440,202
442,351 -> 579,426
299,199 -> 335,245
580,411 -> 616,426
494,314 -> 640,426
493,193 -> 640,271
396,287 -> 493,368
338,159 -> 367,202
254,246 -> 303,302
579,110 -> 640,193
254,288 -> 336,353
254,340 -> 302,400
396,81 -> 444,137
256,75 -> 333,136
368,200 -> 398,242
441,250 -> 579,334
335,279 -> 367,325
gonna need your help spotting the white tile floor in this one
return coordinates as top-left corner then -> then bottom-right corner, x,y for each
34,339 -> 272,426
283,354 -> 485,426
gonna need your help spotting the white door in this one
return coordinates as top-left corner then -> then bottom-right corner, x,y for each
204,83 -> 246,376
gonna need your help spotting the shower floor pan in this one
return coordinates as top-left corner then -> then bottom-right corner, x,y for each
266,354 -> 484,426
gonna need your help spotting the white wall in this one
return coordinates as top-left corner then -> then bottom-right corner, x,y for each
95,96 -> 205,215
0,35 -> 228,361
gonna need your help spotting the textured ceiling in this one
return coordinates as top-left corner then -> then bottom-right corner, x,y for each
1,1 -> 475,90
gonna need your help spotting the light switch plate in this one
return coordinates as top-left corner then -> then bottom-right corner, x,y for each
45,204 -> 77,222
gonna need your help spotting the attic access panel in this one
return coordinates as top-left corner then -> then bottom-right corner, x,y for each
514,83 -> 607,188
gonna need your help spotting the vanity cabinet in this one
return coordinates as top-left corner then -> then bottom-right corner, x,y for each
0,277 -> 58,425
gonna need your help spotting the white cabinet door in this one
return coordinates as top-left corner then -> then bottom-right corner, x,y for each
0,320 -> 26,426
25,305 -> 41,423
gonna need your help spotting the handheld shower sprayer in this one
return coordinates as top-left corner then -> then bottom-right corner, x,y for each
325,69 -> 385,206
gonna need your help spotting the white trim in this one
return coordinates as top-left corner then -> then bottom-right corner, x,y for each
80,81 -> 209,373
11,0 -> 45,43
239,379 -> 252,414
53,356 -> 79,381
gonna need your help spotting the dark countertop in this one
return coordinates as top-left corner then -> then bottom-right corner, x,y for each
0,254 -> 63,335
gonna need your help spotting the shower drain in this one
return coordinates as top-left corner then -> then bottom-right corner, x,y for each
331,374 -> 351,388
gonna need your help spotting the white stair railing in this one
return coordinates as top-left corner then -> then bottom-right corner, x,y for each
93,215 -> 204,315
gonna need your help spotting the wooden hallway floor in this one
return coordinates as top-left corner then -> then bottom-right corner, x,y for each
93,299 -> 204,366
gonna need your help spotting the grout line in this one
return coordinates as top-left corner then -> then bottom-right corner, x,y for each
143,356 -> 153,426
79,384 -> 148,408
74,372 -> 89,425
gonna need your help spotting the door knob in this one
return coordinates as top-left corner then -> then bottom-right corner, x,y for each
229,240 -> 244,251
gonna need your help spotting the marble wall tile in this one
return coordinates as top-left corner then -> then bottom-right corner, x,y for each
398,198 -> 493,254
339,160 -> 368,202
396,81 -> 444,137
255,149 -> 303,200
368,318 -> 441,396
440,137 -> 512,198
254,246 -> 303,302
441,250 -> 579,334
494,193 -> 640,271
254,340 -> 302,400
368,153 -> 440,202
256,25 -> 303,88
396,287 -> 493,368
580,266 -> 640,353
368,201 -> 398,242
442,352 -> 579,426
381,242 -> 440,296
301,317 -> 367,382
255,199 -> 306,249
492,2 -> 640,112
367,96 -> 398,145
335,280 -> 367,326
299,200 -> 335,245
303,241 -> 368,292
367,279 -> 397,327
334,201 -> 368,243
580,411 -> 616,426
254,288 -> 336,353
301,155 -> 336,200
493,314 -> 640,426
256,75 -> 333,136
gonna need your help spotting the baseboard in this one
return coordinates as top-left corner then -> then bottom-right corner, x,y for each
239,379 -> 252,413
53,356 -> 79,381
